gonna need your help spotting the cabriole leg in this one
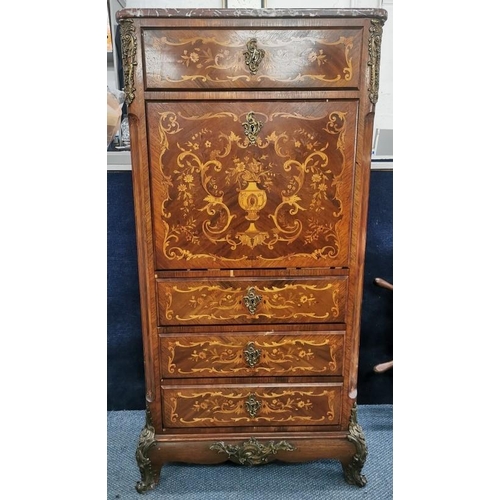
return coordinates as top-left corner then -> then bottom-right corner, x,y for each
135,408 -> 160,493
341,404 -> 368,487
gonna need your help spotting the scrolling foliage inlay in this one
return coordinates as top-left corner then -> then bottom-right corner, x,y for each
163,337 -> 342,377
162,281 -> 342,323
146,30 -> 354,85
152,103 -> 353,268
164,388 -> 338,426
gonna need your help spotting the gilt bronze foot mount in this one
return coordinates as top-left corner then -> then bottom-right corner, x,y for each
342,404 -> 368,487
135,407 -> 160,493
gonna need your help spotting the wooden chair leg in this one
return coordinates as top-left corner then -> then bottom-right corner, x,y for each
373,277 -> 393,291
373,360 -> 393,373
373,277 -> 393,374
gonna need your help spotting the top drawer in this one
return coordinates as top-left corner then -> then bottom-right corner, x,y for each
143,28 -> 364,90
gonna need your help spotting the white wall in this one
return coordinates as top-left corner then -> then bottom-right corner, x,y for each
108,0 -> 393,162
261,0 -> 392,134
376,0 -> 392,131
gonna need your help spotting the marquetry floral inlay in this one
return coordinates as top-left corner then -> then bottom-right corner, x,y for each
164,389 -> 338,426
163,337 -> 343,376
162,282 -> 342,323
146,31 -> 354,85
154,106 -> 350,266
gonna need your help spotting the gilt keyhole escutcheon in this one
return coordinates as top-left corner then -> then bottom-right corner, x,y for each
242,112 -> 263,146
243,341 -> 261,367
243,38 -> 265,75
245,393 -> 262,418
243,287 -> 262,315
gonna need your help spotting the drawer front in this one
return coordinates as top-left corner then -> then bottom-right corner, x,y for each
160,332 -> 344,378
156,277 -> 347,326
143,28 -> 363,90
148,99 -> 357,270
162,384 -> 342,428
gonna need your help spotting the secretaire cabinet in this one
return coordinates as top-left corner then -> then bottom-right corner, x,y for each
116,7 -> 387,493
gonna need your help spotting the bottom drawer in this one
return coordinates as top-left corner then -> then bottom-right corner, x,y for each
161,383 -> 341,428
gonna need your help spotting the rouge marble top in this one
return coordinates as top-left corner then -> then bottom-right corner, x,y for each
116,8 -> 388,22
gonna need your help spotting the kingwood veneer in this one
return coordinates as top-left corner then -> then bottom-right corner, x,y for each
116,7 -> 387,493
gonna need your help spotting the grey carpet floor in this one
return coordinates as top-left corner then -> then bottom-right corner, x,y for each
108,404 -> 392,499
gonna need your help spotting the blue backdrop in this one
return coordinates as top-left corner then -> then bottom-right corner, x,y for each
107,170 -> 393,410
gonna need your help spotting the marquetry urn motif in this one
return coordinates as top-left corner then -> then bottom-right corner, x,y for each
148,101 -> 356,270
118,6 -> 386,494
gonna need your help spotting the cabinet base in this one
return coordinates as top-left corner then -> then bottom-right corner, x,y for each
135,405 -> 367,493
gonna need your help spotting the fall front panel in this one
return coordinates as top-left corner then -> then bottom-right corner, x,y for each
147,100 -> 358,270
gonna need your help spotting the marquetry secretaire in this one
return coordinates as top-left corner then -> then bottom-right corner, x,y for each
116,7 -> 387,493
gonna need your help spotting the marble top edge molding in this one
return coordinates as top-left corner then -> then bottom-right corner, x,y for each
116,8 -> 388,22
